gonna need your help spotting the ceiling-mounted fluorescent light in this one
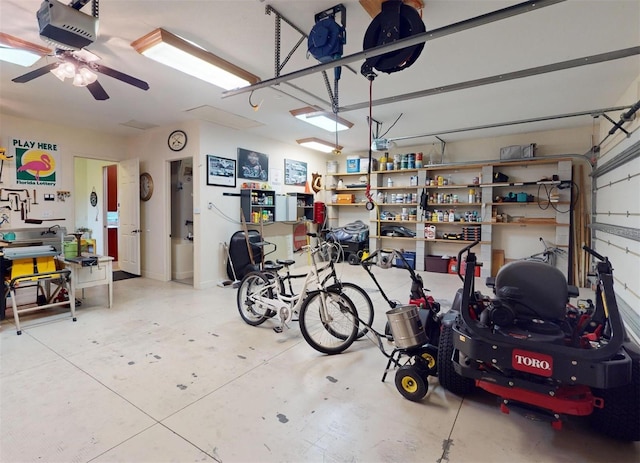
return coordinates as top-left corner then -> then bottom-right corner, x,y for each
290,106 -> 353,132
0,32 -> 51,67
297,137 -> 343,153
130,28 -> 260,90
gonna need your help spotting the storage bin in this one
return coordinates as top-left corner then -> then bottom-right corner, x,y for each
335,194 -> 355,204
395,251 -> 416,270
63,240 -> 88,258
424,255 -> 450,273
346,157 -> 360,173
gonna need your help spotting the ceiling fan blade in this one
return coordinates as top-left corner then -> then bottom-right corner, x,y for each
12,63 -> 59,83
93,63 -> 150,91
86,80 -> 109,100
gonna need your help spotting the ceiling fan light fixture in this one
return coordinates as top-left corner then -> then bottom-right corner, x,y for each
131,28 -> 259,91
72,66 -> 97,87
290,107 -> 353,132
0,32 -> 51,67
297,137 -> 343,153
50,61 -> 76,81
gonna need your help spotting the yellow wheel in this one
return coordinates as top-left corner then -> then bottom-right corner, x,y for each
395,365 -> 428,401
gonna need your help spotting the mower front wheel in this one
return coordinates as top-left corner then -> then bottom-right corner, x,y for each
395,365 -> 428,401
437,323 -> 475,396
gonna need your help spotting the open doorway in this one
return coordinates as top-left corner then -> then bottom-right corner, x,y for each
104,164 -> 119,265
170,158 -> 194,285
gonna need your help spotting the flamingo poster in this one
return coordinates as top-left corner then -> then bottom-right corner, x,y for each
11,138 -> 59,186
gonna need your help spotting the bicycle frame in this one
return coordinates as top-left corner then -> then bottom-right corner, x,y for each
246,242 -> 339,330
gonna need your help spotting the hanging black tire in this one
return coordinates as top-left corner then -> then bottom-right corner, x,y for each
589,357 -> 640,441
395,365 -> 428,401
437,323 -> 475,396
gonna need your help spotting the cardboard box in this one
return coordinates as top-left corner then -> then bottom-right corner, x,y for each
336,194 -> 355,204
346,157 -> 360,173
326,160 -> 338,173
359,158 -> 378,173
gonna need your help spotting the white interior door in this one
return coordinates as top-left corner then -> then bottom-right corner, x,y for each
118,158 -> 141,275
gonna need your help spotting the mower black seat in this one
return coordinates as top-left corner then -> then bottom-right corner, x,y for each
494,260 -> 567,320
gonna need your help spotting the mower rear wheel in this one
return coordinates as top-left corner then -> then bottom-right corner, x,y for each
590,357 -> 640,441
395,365 -> 428,401
437,323 -> 475,396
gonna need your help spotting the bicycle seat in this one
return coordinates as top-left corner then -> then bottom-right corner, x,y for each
276,259 -> 295,267
263,263 -> 284,272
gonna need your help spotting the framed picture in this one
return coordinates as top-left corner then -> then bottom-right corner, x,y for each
285,159 -> 308,186
237,148 -> 268,181
207,155 -> 236,187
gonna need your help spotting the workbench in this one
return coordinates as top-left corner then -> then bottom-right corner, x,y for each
59,255 -> 113,308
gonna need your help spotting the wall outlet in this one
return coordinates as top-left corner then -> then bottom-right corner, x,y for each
42,211 -> 53,218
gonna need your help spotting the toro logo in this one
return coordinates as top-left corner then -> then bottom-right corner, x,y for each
512,349 -> 553,377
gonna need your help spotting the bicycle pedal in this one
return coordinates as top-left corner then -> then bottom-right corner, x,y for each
273,326 -> 283,333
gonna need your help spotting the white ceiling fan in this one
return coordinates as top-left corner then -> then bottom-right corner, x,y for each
9,0 -> 149,101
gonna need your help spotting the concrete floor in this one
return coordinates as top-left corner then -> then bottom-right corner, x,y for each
1,263 -> 639,462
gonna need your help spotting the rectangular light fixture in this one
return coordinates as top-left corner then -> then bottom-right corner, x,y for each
130,28 -> 259,90
0,32 -> 51,67
297,137 -> 342,153
290,106 -> 353,132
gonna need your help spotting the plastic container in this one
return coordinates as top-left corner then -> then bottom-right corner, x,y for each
386,305 -> 427,349
425,255 -> 450,273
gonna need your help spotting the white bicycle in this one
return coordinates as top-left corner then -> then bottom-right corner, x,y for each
236,241 -> 360,354
523,237 -> 567,268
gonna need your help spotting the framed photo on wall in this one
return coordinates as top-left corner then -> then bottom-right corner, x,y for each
284,159 -> 307,186
207,155 -> 236,187
237,148 -> 268,181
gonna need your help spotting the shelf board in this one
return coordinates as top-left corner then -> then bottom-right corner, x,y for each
327,172 -> 369,177
373,168 -> 419,174
328,203 -> 369,206
375,186 -> 419,190
379,202 -> 419,207
371,235 -> 416,240
491,221 -> 569,227
491,201 -> 571,206
423,221 -> 482,225
427,202 -> 481,207
425,184 -> 480,189
374,220 -> 419,224
326,187 -> 368,191
422,239 -> 490,244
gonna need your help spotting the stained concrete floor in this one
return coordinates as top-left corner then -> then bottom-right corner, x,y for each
1,263 -> 639,462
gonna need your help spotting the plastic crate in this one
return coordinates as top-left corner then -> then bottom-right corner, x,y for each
395,251 -> 416,270
424,255 -> 450,273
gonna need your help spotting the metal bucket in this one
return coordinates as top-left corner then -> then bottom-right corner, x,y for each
386,305 -> 427,349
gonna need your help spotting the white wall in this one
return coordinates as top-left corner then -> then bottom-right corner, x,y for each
128,119 -> 329,288
0,114 -> 128,235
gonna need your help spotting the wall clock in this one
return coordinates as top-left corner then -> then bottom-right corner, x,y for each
140,172 -> 154,201
168,129 -> 187,151
90,187 -> 98,207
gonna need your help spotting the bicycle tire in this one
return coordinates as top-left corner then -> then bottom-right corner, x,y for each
328,281 -> 374,339
299,288 -> 359,355
237,272 -> 274,326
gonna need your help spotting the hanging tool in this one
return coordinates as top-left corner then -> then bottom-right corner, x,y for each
239,208 -> 255,266
32,189 -> 39,205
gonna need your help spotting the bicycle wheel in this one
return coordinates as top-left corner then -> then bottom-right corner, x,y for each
328,282 -> 374,339
237,272 -> 274,326
299,288 -> 358,355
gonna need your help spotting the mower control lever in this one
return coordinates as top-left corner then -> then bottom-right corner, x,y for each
582,244 -> 605,262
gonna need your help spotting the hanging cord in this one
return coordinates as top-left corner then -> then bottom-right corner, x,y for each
365,78 -> 374,205
380,113 -> 403,138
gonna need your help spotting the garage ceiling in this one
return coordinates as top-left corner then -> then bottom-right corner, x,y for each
0,0 -> 638,153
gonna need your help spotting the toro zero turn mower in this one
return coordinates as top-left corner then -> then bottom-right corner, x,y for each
438,241 -> 640,441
